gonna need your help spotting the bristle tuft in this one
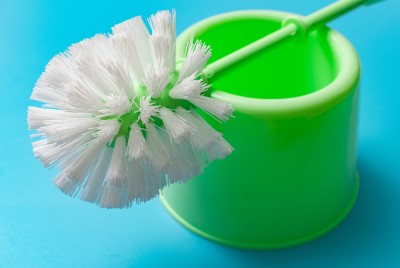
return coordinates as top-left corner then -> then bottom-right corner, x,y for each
28,10 -> 234,209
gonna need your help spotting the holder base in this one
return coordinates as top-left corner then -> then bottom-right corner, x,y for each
160,174 -> 359,250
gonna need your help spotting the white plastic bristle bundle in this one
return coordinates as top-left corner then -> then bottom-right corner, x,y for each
96,119 -> 120,144
138,96 -> 159,126
143,60 -> 170,98
188,95 -> 234,122
165,140 -> 204,183
112,17 -> 153,80
146,124 -> 170,170
169,73 -> 208,99
104,137 -> 128,185
126,123 -> 148,160
81,147 -> 113,204
175,107 -> 233,160
101,136 -> 129,208
178,39 -> 211,82
100,94 -> 132,116
111,34 -> 146,86
28,10 -> 234,208
169,74 -> 233,121
148,10 -> 176,73
159,107 -> 195,143
54,140 -> 105,196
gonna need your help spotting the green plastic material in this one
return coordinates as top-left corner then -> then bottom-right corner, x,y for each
160,10 -> 360,249
202,0 -> 370,79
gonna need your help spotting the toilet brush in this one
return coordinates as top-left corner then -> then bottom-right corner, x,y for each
28,0 -> 382,208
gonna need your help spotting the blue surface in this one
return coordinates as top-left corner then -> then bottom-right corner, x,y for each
1,0 -> 399,267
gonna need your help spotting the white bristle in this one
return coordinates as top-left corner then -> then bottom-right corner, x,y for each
146,124 -> 170,170
188,95 -> 234,122
69,36 -> 121,97
111,34 -> 146,86
159,107 -> 195,143
175,107 -> 233,162
175,107 -> 220,148
43,116 -> 97,139
100,94 -> 132,117
62,81 -> 103,113
95,119 -> 120,144
81,146 -> 113,204
150,35 -> 174,74
100,183 -> 129,208
28,106 -> 85,130
165,139 -> 205,183
205,138 -> 234,163
138,96 -> 159,126
31,77 -> 68,110
148,10 -> 176,44
148,10 -> 176,73
126,122 -> 148,160
55,138 -> 97,171
145,125 -> 170,170
104,136 -> 128,184
98,58 -> 136,99
53,172 -> 80,197
143,59 -> 170,98
126,158 -> 146,203
112,16 -> 153,70
178,39 -> 211,82
28,107 -> 98,146
101,136 -> 129,208
33,132 -> 94,168
31,54 -> 76,108
144,160 -> 168,198
32,139 -> 56,168
169,73 -> 209,100
53,139 -> 105,196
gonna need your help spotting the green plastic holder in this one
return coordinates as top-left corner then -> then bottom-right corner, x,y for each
160,10 -> 360,249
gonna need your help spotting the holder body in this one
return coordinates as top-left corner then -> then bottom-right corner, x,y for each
160,10 -> 360,249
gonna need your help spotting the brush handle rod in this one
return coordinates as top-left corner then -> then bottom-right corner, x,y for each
202,0 -> 369,79
306,0 -> 367,30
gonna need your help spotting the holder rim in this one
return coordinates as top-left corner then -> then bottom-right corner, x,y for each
177,10 -> 361,117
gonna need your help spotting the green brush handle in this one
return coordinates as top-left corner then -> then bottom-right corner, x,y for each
202,0 -> 381,79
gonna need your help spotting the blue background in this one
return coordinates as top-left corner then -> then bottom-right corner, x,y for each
1,0 -> 399,267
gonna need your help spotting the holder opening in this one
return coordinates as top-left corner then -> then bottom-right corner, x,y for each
190,12 -> 338,100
